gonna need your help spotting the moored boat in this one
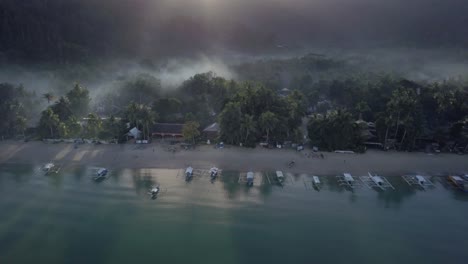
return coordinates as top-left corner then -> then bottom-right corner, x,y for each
448,176 -> 468,192
276,171 -> 284,185
94,168 -> 108,180
42,163 -> 60,175
209,167 -> 219,179
246,171 -> 254,186
185,166 -> 194,181
43,163 -> 54,173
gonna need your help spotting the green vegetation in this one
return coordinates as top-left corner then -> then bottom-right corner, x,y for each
0,83 -> 35,138
124,102 -> 158,141
308,110 -> 363,152
38,108 -> 60,138
218,84 -> 306,147
183,121 -> 201,144
1,55 -> 467,153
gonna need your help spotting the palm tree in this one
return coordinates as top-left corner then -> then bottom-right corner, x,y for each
183,121 -> 200,144
125,102 -> 157,140
43,92 -> 55,105
106,115 -> 121,139
386,87 -> 419,149
14,116 -> 27,137
40,108 -> 60,138
125,102 -> 141,136
86,113 -> 102,138
140,106 -> 157,140
259,111 -> 279,144
383,114 -> 393,149
240,114 -> 256,144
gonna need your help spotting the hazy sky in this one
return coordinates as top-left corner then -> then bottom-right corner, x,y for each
2,0 -> 468,92
131,0 -> 468,55
2,0 -> 468,60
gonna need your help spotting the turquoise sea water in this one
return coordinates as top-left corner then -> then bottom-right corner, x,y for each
0,165 -> 467,264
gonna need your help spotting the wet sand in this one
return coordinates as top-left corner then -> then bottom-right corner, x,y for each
0,140 -> 467,175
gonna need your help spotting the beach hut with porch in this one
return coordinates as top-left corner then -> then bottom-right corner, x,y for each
152,123 -> 184,141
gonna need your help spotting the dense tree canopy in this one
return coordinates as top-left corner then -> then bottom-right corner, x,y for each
183,121 -> 201,144
1,52 -> 467,152
66,84 -> 91,117
308,110 -> 364,152
218,84 -> 307,147
0,83 -> 32,138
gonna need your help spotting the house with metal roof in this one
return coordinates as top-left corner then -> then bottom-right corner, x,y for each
202,122 -> 220,140
152,123 -> 184,139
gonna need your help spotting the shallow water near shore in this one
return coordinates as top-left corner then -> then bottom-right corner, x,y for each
1,165 -> 468,264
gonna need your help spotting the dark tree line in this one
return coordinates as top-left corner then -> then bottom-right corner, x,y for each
235,55 -> 467,151
306,77 -> 468,152
0,83 -> 33,138
218,84 -> 307,147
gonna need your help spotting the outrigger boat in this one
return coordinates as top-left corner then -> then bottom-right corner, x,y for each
448,175 -> 468,192
246,171 -> 254,186
276,171 -> 285,185
148,185 -> 160,199
343,173 -> 354,185
360,172 -> 395,190
93,168 -> 109,181
402,174 -> 434,189
42,163 -> 60,175
209,167 -> 219,181
312,176 -> 321,189
336,173 -> 361,189
185,166 -> 194,181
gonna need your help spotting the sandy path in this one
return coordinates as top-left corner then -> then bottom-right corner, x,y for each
0,141 -> 467,175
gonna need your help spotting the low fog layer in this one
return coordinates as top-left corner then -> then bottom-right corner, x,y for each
1,48 -> 467,98
1,0 -> 468,107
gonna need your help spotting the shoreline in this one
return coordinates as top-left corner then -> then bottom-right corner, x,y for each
0,140 -> 467,176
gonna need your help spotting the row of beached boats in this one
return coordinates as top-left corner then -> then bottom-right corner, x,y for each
42,162 -> 468,193
254,170 -> 468,192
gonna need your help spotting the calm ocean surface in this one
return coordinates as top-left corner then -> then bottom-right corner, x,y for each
1,165 -> 467,264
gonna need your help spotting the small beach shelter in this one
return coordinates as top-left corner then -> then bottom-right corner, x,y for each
128,127 -> 141,139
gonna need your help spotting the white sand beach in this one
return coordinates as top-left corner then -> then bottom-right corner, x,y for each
0,140 -> 467,175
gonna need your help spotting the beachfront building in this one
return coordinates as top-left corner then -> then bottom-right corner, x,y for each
127,127 -> 141,139
203,122 -> 220,141
152,123 -> 184,141
355,119 -> 381,149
